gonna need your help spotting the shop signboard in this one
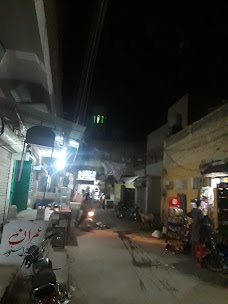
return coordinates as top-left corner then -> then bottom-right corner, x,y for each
0,219 -> 48,265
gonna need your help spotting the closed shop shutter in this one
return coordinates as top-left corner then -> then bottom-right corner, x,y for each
0,148 -> 12,225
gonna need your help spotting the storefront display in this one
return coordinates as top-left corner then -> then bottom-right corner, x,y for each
200,186 -> 214,219
165,203 -> 188,253
217,183 -> 228,230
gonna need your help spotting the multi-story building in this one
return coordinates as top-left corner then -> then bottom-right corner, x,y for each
137,93 -> 227,222
0,0 -> 85,226
162,102 -> 228,229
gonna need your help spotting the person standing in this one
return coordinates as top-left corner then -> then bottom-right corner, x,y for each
76,192 -> 92,225
187,199 -> 204,257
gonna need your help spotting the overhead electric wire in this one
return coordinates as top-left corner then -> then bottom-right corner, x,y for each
80,0 -> 108,125
73,0 -> 108,125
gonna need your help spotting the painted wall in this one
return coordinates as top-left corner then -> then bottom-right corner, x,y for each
114,183 -> 121,204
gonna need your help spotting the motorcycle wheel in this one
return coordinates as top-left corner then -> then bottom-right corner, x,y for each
202,253 -> 224,272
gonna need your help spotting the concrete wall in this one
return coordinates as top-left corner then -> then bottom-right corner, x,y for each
134,167 -> 146,177
146,161 -> 163,177
0,0 -> 63,116
162,103 -> 228,223
40,0 -> 64,116
147,124 -> 169,151
147,175 -> 161,215
0,0 -> 44,61
167,94 -> 188,129
146,124 -> 168,177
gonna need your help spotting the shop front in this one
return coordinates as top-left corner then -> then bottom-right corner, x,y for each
74,170 -> 101,201
199,160 -> 228,228
200,160 -> 228,260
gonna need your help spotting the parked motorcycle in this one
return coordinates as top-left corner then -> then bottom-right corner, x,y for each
23,232 -> 70,303
116,202 -> 141,222
199,217 -> 228,272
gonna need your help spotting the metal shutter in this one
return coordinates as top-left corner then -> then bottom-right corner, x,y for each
0,148 -> 12,225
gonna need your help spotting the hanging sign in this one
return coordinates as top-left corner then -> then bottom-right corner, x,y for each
168,197 -> 181,207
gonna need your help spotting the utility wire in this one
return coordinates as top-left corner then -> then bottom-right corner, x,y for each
73,0 -> 108,125
80,0 -> 108,125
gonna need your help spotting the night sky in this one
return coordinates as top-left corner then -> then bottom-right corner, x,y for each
62,1 -> 228,140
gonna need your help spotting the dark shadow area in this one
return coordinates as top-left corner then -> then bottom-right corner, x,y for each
0,275 -> 31,304
173,259 -> 228,288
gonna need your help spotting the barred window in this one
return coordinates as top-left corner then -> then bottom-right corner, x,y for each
176,178 -> 187,190
192,177 -> 208,189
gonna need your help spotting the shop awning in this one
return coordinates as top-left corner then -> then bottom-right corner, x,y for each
120,176 -> 139,184
16,104 -> 86,144
200,160 -> 228,177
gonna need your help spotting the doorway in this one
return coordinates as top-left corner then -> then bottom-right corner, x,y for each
10,160 -> 33,212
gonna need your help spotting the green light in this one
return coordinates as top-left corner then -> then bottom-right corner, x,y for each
93,114 -> 105,124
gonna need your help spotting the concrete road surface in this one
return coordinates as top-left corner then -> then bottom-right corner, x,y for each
67,208 -> 228,304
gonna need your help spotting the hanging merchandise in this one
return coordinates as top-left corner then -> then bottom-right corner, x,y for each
165,205 -> 188,253
200,186 -> 214,216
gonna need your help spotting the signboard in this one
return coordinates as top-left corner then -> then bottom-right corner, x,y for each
0,220 -> 48,265
77,170 -> 96,181
168,197 -> 181,207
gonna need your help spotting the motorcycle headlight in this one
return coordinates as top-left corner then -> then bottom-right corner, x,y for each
88,211 -> 94,217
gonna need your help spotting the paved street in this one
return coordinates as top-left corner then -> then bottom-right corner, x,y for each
3,207 -> 228,304
67,208 -> 228,304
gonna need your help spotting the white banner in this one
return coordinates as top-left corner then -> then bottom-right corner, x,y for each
0,219 -> 48,265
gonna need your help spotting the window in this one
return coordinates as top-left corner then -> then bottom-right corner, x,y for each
164,180 -> 174,190
176,178 -> 187,190
192,177 -> 208,189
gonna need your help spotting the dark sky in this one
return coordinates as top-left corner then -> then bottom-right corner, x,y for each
62,1 -> 228,140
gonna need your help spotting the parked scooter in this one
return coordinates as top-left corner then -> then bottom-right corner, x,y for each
23,232 -> 70,303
